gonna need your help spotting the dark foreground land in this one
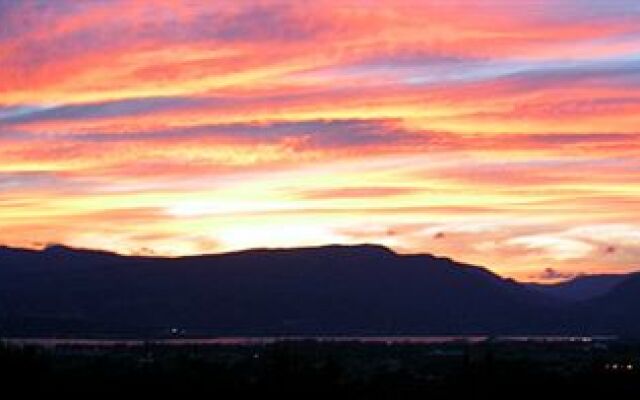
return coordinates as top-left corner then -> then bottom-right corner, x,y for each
2,339 -> 640,397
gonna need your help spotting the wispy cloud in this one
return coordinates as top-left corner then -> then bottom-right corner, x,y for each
1,1 -> 639,279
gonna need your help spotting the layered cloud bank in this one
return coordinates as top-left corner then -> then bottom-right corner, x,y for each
1,0 -> 640,279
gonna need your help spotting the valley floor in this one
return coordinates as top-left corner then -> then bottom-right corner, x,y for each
2,338 -> 640,397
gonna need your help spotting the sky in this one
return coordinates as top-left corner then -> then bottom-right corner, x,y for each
1,0 -> 640,281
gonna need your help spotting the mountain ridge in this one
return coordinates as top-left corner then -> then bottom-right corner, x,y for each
0,243 -> 636,337
525,274 -> 629,302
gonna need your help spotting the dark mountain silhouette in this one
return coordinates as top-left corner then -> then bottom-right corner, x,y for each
577,272 -> 640,335
0,244 -> 633,337
526,274 -> 627,302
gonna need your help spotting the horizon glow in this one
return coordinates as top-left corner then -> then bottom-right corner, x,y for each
1,0 -> 640,280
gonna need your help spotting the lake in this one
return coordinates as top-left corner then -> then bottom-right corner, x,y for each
0,335 -> 618,348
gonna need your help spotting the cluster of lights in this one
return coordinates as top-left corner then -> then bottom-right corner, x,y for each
605,363 -> 634,371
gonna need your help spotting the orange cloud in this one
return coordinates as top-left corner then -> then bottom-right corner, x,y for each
1,1 -> 640,280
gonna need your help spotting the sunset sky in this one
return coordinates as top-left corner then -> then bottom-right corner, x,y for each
1,0 -> 640,280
